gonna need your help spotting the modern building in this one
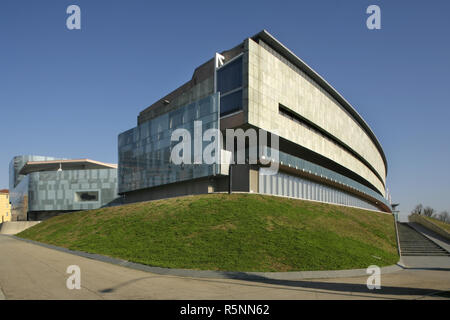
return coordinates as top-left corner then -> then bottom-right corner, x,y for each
118,30 -> 391,212
0,189 -> 11,223
9,155 -> 119,221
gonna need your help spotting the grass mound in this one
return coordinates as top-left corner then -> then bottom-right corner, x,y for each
18,194 -> 398,272
421,215 -> 450,233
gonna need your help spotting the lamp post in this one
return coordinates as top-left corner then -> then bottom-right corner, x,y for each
391,203 -> 400,222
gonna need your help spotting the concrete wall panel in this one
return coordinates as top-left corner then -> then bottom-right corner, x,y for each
247,39 -> 386,196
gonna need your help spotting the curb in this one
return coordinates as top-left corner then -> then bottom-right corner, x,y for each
12,235 -> 403,281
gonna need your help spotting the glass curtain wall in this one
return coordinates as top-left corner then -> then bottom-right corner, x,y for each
118,93 -> 220,194
260,147 -> 390,210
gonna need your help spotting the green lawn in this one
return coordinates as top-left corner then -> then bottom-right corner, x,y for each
18,194 -> 399,272
422,215 -> 450,233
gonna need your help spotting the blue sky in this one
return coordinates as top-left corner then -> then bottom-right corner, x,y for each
1,0 -> 449,219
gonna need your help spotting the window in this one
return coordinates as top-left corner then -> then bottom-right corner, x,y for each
75,191 -> 99,202
217,55 -> 243,116
279,104 -> 308,126
217,56 -> 242,93
220,90 -> 243,116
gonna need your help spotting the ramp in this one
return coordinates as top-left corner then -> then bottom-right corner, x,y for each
0,221 -> 41,235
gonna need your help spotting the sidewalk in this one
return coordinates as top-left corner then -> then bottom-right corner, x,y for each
1,235 -> 449,300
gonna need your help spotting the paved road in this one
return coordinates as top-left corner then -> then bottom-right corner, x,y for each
0,235 -> 449,300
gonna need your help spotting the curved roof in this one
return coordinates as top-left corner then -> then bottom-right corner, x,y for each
19,159 -> 117,175
251,30 -> 388,175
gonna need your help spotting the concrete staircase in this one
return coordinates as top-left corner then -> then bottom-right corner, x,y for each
397,222 -> 450,256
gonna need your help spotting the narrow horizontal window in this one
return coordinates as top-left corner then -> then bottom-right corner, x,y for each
74,191 -> 99,202
279,103 -> 385,190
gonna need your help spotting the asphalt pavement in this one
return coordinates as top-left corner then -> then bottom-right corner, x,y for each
0,235 -> 449,300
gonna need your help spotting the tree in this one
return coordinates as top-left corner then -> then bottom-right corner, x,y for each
411,204 -> 423,215
437,211 -> 450,223
423,206 -> 435,217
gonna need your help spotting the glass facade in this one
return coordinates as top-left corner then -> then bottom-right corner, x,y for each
9,155 -> 63,220
118,93 -> 221,194
261,147 -> 390,210
9,174 -> 29,221
27,169 -> 118,211
220,90 -> 243,116
259,169 -> 380,212
9,155 -> 118,220
217,55 -> 243,116
10,155 -> 63,189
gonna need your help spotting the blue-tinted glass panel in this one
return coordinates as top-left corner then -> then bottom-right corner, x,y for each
217,56 -> 242,94
220,90 -> 242,116
261,146 -> 390,209
8,155 -> 118,220
27,169 -> 118,212
118,93 -> 220,194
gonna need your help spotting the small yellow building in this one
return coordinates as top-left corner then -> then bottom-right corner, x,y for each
0,189 -> 12,223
